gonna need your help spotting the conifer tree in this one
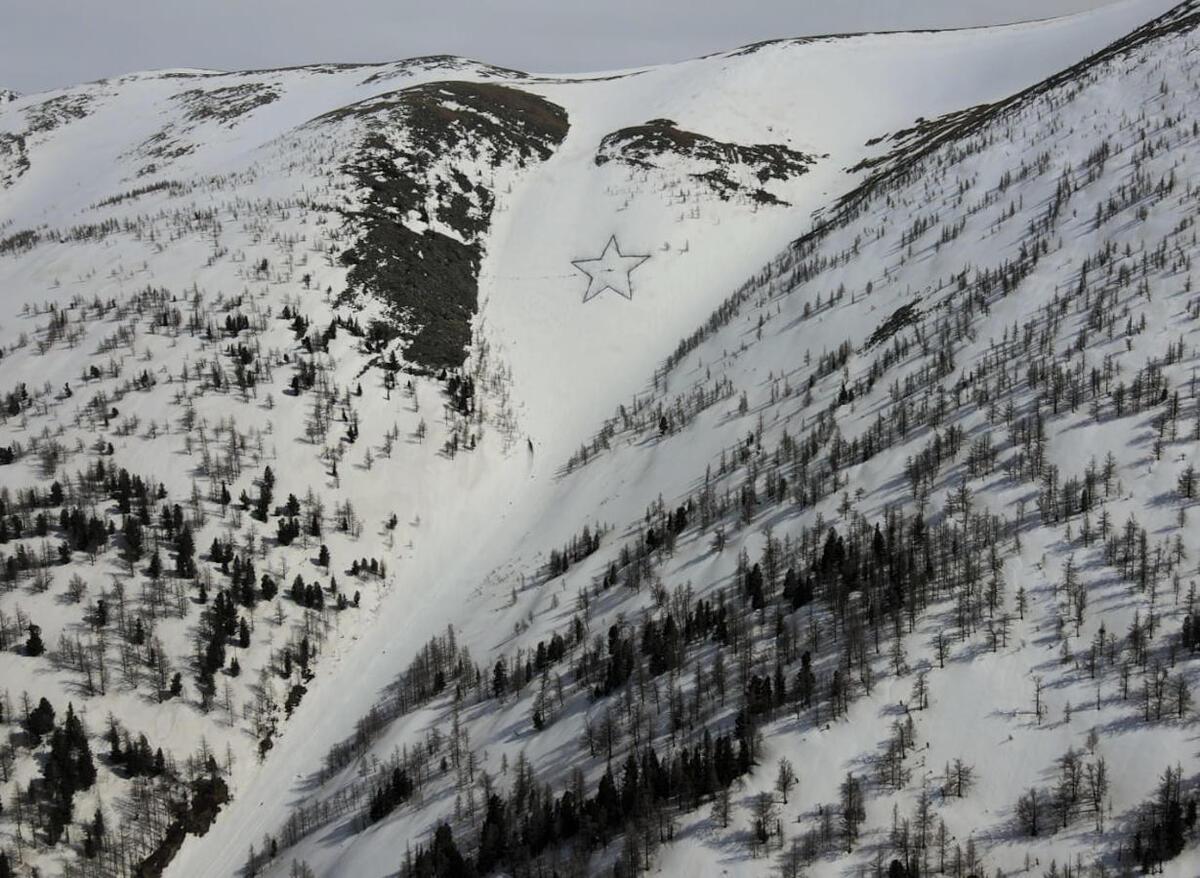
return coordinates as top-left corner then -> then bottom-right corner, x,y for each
26,622 -> 45,657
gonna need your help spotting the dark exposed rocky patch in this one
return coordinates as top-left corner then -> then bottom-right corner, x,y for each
0,132 -> 29,188
359,55 -> 527,86
24,93 -> 95,135
333,81 -> 568,371
175,82 -> 280,125
595,118 -> 815,205
525,70 -> 647,85
127,82 -> 280,174
0,89 -> 18,104
849,105 -> 987,177
136,129 -> 195,165
229,61 -> 373,78
723,35 -> 833,57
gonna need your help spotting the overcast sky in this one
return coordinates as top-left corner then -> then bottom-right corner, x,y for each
1,0 -> 1124,94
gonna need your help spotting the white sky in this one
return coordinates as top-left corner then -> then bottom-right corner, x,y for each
1,0 -> 1130,94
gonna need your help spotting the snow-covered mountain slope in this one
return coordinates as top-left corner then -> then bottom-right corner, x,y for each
0,2 -> 1197,877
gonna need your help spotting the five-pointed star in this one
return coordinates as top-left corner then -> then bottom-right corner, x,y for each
572,236 -> 650,303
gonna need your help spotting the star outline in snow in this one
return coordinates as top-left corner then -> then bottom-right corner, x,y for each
571,236 -> 650,303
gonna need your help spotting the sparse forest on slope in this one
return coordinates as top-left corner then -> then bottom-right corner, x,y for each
0,2 -> 1195,878
274,5 -> 1200,877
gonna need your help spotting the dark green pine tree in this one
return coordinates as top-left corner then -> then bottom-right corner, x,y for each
122,515 -> 144,563
175,525 -> 196,578
253,482 -> 272,522
64,704 -> 97,790
425,823 -> 471,877
147,549 -> 163,581
25,697 -> 55,742
92,807 -> 106,847
476,795 -> 509,873
196,668 -> 216,711
25,622 -> 45,657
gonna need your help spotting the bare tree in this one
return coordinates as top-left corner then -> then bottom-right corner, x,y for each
751,790 -> 777,856
711,785 -> 731,829
1016,787 -> 1042,837
839,773 -> 865,851
67,573 -> 88,603
1086,756 -> 1108,831
775,757 -> 797,804
911,670 -> 929,709
944,758 -> 975,798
